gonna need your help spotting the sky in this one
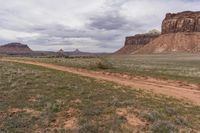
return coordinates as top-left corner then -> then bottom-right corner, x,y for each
0,0 -> 200,52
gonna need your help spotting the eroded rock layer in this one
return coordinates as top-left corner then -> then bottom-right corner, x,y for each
162,11 -> 200,34
134,32 -> 200,54
135,11 -> 200,54
116,33 -> 159,54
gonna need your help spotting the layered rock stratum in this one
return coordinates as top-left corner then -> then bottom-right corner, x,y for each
135,11 -> 200,54
0,43 -> 32,53
115,30 -> 160,54
162,11 -> 200,34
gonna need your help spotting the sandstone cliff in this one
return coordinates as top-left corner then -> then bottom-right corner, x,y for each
135,32 -> 200,54
0,43 -> 32,53
162,11 -> 200,34
135,11 -> 200,54
115,31 -> 160,54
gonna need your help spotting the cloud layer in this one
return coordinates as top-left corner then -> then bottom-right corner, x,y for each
0,0 -> 200,52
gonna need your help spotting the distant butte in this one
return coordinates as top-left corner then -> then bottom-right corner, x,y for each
0,43 -> 32,53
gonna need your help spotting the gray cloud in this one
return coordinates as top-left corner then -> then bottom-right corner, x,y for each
90,14 -> 128,30
0,0 -> 200,52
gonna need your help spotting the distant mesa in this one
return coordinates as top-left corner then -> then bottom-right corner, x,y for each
116,11 -> 200,54
135,11 -> 200,54
115,29 -> 160,54
0,43 -> 32,53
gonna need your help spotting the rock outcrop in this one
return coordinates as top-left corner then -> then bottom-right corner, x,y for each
125,34 -> 160,46
135,32 -> 200,54
135,11 -> 200,54
162,11 -> 200,34
115,31 -> 160,54
0,43 -> 32,53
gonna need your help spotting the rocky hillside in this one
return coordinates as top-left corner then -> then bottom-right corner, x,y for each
0,43 -> 32,53
135,11 -> 200,54
115,30 -> 160,54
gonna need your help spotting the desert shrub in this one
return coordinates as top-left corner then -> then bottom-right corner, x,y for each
175,117 -> 188,126
141,111 -> 161,122
90,58 -> 113,69
46,102 -> 62,113
165,107 -> 177,116
151,120 -> 176,133
82,107 -> 103,116
78,123 -> 100,133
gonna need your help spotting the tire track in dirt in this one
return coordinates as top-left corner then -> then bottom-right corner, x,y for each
1,58 -> 200,105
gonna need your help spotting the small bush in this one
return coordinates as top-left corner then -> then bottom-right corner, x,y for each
175,117 -> 188,126
165,107 -> 177,116
151,120 -> 176,133
91,58 -> 113,69
141,111 -> 161,122
78,123 -> 100,133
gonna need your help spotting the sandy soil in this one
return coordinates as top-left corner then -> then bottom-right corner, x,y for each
1,58 -> 200,106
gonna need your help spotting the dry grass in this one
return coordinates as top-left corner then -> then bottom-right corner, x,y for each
15,53 -> 200,84
0,61 -> 200,132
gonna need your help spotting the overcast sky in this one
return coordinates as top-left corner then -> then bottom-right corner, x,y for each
0,0 -> 200,52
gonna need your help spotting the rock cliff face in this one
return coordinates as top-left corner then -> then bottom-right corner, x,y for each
135,11 -> 200,54
134,32 -> 200,54
0,43 -> 32,53
162,11 -> 200,34
116,32 -> 159,54
125,34 -> 159,46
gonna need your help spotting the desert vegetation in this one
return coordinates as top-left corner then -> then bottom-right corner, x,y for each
15,53 -> 200,84
0,61 -> 200,132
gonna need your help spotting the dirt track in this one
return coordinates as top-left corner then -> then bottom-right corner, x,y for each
1,58 -> 200,105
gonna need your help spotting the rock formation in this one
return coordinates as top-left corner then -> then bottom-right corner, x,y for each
115,30 -> 160,54
162,11 -> 200,34
0,43 -> 32,53
135,11 -> 200,54
135,32 -> 200,53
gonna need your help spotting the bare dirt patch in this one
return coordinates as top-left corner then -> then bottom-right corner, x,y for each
116,108 -> 144,128
64,117 -> 78,129
51,108 -> 79,130
8,108 -> 41,117
28,97 -> 37,102
71,99 -> 81,104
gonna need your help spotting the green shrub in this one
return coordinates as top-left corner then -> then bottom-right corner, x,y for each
91,58 -> 113,69
151,120 -> 176,133
141,111 -> 161,122
78,123 -> 100,133
175,117 -> 188,126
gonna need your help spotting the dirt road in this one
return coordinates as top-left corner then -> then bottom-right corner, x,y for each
1,58 -> 200,105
